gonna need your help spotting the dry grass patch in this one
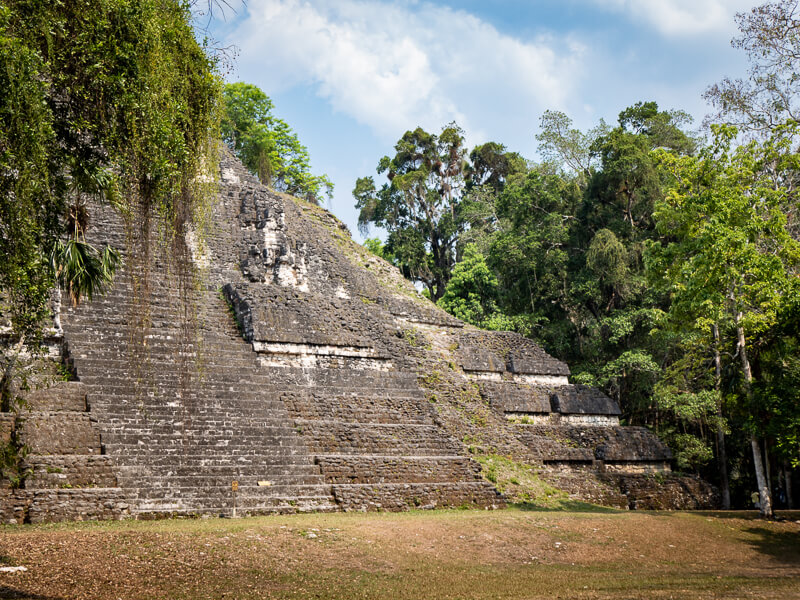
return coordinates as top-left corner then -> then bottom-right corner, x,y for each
0,509 -> 798,599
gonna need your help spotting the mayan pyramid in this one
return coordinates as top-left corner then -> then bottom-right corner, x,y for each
0,154 -> 715,522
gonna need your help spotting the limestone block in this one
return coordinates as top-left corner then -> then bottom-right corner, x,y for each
23,455 -> 118,489
458,349 -> 505,373
479,382 -> 551,413
550,385 -> 621,416
26,488 -> 131,523
24,381 -> 87,412
17,412 -> 101,455
331,482 -> 502,512
0,490 -> 32,524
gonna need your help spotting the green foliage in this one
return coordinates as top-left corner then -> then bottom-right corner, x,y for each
354,123 -> 469,300
651,126 -> 800,343
51,239 -> 120,308
437,245 -> 508,329
472,453 -> 572,506
536,109 -> 608,183
0,439 -> 30,489
1,0 -> 221,332
363,237 -> 397,265
586,229 -> 629,299
649,123 -> 800,501
222,82 -> 332,204
1,0 -> 222,420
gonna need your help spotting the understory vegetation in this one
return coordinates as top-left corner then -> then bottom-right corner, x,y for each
357,2 -> 800,516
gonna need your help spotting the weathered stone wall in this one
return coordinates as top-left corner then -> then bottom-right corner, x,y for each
332,482 -> 501,512
616,474 -> 719,510
23,455 -> 118,489
1,366 -> 131,523
0,489 -> 131,524
315,456 -> 483,484
25,381 -> 87,412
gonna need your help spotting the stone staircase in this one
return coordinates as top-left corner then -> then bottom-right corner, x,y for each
59,213 -> 337,517
0,363 -> 131,523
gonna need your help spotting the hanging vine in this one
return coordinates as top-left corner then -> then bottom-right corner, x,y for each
0,0 -> 222,412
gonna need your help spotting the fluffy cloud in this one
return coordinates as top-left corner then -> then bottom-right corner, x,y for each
230,0 -> 584,140
591,0 -> 757,36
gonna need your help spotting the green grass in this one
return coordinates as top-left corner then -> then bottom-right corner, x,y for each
472,453 -> 587,508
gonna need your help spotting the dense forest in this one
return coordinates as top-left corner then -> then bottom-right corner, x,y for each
1,0 -> 798,517
355,4 -> 800,516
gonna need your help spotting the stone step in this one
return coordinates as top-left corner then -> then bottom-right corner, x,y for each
122,474 -> 326,489
23,382 -> 88,412
314,454 -> 482,485
117,463 -> 322,478
105,450 -> 313,461
330,481 -> 502,512
23,455 -> 118,489
131,485 -> 333,503
16,412 -> 102,455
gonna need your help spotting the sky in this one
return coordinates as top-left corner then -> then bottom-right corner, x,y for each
205,0 -> 759,241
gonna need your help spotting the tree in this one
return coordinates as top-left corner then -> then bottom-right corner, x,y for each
466,142 -> 526,192
536,110 -> 608,184
704,0 -> 800,239
705,0 -> 800,137
437,244 -> 509,329
221,82 -> 332,204
650,125 -> 800,517
354,124 -> 468,300
363,237 -> 397,265
585,103 -> 695,237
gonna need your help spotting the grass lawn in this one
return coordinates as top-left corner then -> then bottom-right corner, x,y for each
0,507 -> 798,599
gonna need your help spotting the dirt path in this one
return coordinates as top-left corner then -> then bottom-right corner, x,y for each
1,509 -> 798,599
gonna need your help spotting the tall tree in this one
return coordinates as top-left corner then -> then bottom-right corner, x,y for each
536,110 -> 608,184
222,82 -> 332,204
705,0 -> 800,137
650,125 -> 800,517
704,0 -> 800,239
353,124 -> 467,300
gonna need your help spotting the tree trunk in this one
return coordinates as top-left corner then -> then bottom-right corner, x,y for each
786,462 -> 794,509
751,436 -> 774,518
713,323 -> 731,509
764,439 -> 772,497
736,314 -> 773,518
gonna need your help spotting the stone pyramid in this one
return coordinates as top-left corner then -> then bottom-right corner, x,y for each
0,153 -> 715,522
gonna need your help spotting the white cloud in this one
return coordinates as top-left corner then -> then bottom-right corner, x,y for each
591,0 -> 757,36
230,0 -> 584,140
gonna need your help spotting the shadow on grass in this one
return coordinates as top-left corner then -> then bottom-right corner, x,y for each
0,587 -> 64,600
742,526 -> 800,565
510,500 -> 622,513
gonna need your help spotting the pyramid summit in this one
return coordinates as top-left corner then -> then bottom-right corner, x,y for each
0,154 -> 715,522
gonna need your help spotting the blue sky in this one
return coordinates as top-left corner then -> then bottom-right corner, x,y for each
206,0 -> 757,241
